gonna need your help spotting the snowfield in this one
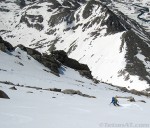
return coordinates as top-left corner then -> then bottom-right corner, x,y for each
1,83 -> 150,128
0,48 -> 150,128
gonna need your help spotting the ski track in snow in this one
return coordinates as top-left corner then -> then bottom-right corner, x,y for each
120,103 -> 143,111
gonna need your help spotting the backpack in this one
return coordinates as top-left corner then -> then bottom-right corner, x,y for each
114,97 -> 118,103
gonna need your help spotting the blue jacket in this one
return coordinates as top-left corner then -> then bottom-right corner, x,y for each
111,97 -> 118,103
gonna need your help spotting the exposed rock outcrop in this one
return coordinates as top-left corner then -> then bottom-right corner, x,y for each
116,96 -> 146,103
138,100 -> 146,103
118,86 -> 150,97
0,36 -> 94,79
15,45 -> 94,78
0,81 -> 96,98
0,36 -> 14,52
0,81 -> 15,85
44,88 -> 61,92
0,90 -> 10,99
51,50 -> 93,79
62,89 -> 96,98
16,44 -> 61,76
20,14 -> 44,31
128,97 -> 135,102
122,30 -> 150,85
9,86 -> 17,90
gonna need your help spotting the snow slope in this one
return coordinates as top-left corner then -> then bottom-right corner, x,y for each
0,47 -> 94,90
1,83 -> 150,128
0,48 -> 150,128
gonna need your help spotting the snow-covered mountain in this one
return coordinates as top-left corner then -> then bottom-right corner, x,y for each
0,36 -> 150,128
105,0 -> 150,33
0,0 -> 150,91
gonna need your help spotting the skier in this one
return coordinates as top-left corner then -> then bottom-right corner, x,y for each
110,96 -> 120,106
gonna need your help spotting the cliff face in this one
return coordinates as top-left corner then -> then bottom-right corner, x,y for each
0,36 -> 93,79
